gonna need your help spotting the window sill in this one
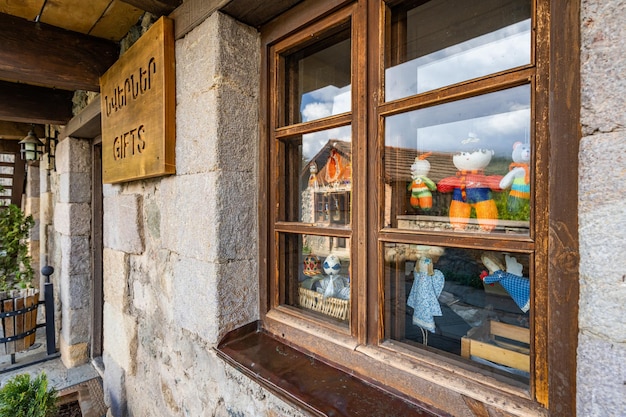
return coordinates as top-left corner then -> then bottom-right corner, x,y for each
216,321 -> 450,417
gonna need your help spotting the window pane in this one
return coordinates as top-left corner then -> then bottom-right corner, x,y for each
0,153 -> 15,163
384,85 -> 531,234
280,233 -> 351,325
386,0 -> 531,101
383,243 -> 530,383
281,126 -> 352,225
283,29 -> 351,125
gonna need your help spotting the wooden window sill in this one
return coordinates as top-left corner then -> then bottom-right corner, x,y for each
216,321 -> 450,417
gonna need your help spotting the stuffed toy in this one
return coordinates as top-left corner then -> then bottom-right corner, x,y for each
315,254 -> 350,300
437,140 -> 503,232
406,246 -> 445,345
499,142 -> 531,214
480,253 -> 530,313
407,152 -> 437,210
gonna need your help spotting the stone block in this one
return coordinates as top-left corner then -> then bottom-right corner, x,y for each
103,352 -> 127,417
160,174 -> 215,260
103,302 -> 137,375
61,306 -> 90,344
103,194 -> 144,254
25,165 -> 40,196
579,132 -> 626,214
60,272 -> 90,310
59,234 -> 91,275
132,280 -> 156,315
39,166 -> 51,193
581,3 -> 626,134
577,332 -> 626,417
29,218 -> 40,241
175,12 -> 259,177
55,137 -> 91,174
25,196 -> 40,218
103,248 -> 130,311
40,191 -> 53,223
54,202 -> 91,236
59,337 -> 89,368
160,172 -> 256,262
175,13 -> 219,102
172,256 -> 258,344
578,280 -> 626,341
176,83 -> 258,176
172,257 -> 219,343
59,171 -> 92,203
102,183 -> 122,198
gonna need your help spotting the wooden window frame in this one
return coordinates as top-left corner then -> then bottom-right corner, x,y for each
258,0 -> 579,414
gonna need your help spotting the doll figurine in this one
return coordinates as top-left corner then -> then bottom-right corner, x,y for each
499,142 -> 531,214
407,152 -> 437,211
407,255 -> 445,345
316,254 -> 350,300
480,253 -> 530,313
437,137 -> 503,232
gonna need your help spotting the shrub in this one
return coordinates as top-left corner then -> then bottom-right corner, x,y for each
0,185 -> 35,291
0,372 -> 58,417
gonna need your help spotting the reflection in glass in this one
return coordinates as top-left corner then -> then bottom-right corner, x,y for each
386,0 -> 531,101
384,243 -> 530,383
282,126 -> 352,224
281,233 -> 351,324
283,31 -> 351,125
384,85 -> 531,234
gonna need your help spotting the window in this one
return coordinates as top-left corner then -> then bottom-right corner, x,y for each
260,0 -> 577,413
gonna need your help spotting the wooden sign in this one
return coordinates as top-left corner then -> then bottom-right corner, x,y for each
100,17 -> 175,183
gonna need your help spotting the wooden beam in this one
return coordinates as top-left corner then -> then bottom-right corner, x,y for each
0,13 -> 119,92
121,0 -> 182,16
0,122 -> 45,140
60,96 -> 102,140
221,0 -> 303,28
0,81 -> 74,125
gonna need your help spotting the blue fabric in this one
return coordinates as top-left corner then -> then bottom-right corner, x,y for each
451,187 -> 492,203
407,270 -> 445,333
483,270 -> 530,312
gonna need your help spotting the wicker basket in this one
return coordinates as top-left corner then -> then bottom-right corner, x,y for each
299,287 -> 349,321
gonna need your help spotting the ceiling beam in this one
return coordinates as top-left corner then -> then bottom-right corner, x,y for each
121,0 -> 182,16
0,12 -> 119,92
0,81 -> 74,125
0,122 -> 45,140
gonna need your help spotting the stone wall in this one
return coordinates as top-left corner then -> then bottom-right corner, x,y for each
578,1 -> 626,415
52,137 -> 93,367
101,12 -> 306,417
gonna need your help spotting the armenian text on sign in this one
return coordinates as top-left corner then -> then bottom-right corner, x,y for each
100,17 -> 175,184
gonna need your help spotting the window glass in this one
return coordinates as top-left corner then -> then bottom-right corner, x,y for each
284,30 -> 351,125
0,154 -> 15,163
0,166 -> 14,175
281,233 -> 351,325
282,125 -> 352,225
384,243 -> 530,383
384,85 -> 531,234
386,0 -> 531,101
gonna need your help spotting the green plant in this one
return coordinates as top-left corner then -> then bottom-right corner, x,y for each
0,372 -> 58,417
0,185 -> 35,292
